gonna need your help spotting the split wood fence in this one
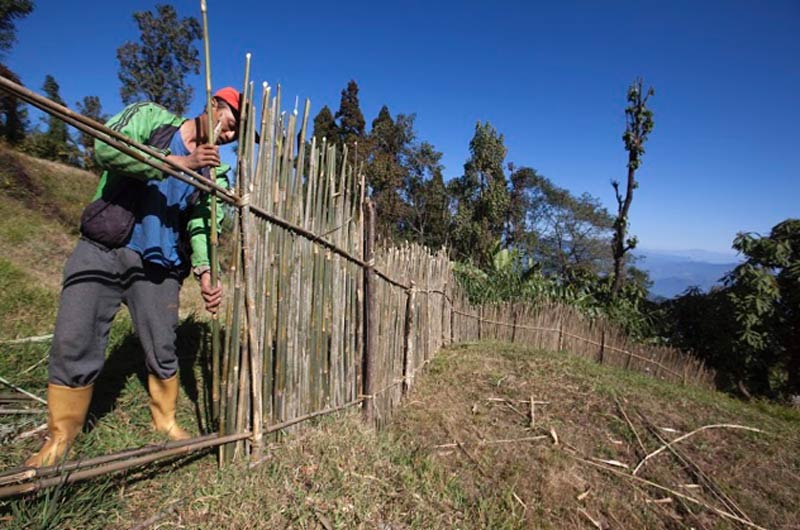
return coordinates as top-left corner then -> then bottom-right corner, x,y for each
0,74 -> 714,497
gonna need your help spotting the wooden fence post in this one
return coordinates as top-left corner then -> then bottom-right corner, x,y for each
440,284 -> 448,346
449,292 -> 455,345
597,327 -> 605,365
478,306 -> 483,341
402,282 -> 416,396
557,319 -> 564,351
511,306 -> 518,344
362,199 -> 376,423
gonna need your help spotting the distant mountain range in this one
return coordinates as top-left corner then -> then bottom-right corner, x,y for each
634,248 -> 741,299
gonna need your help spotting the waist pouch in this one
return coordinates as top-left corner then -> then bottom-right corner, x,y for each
79,179 -> 145,248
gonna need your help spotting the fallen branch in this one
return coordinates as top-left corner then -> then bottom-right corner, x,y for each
0,377 -> 46,405
0,334 -> 53,345
21,354 -> 49,375
633,424 -> 764,476
613,395 -> 647,457
486,397 -> 549,405
433,435 -> 547,449
636,410 -> 755,525
571,454 -> 768,530
529,395 -> 535,429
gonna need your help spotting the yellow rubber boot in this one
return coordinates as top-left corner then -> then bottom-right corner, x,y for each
25,383 -> 93,468
148,374 -> 190,441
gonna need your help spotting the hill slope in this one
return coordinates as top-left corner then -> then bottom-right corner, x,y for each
0,144 -> 97,339
2,343 -> 797,529
0,144 -> 210,340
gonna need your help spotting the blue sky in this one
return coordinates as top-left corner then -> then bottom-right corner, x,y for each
8,0 -> 798,254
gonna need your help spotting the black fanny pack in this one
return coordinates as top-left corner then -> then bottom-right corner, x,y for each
79,178 -> 146,248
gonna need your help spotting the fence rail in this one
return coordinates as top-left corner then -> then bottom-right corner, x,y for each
0,73 -> 714,497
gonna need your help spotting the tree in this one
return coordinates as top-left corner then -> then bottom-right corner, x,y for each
727,219 -> 800,397
0,0 -> 33,58
364,105 -> 409,239
75,95 -> 108,172
402,140 -> 450,249
0,63 -> 26,144
611,78 -> 654,296
520,168 -> 615,279
0,1 -> 33,144
312,105 -> 338,144
334,80 -> 365,157
116,4 -> 202,115
24,75 -> 77,163
450,121 -> 510,268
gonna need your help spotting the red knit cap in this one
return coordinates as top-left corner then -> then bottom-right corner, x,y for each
213,87 -> 241,114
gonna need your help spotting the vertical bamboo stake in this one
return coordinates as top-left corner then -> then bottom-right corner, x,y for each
402,282 -> 416,396
362,199 -> 376,423
511,306 -> 518,343
200,0 -> 223,431
598,326 -> 605,364
238,107 -> 263,463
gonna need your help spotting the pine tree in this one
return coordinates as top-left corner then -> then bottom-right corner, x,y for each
0,0 -> 34,144
116,4 -> 202,115
334,80 -> 365,158
0,63 -> 26,144
312,105 -> 338,145
450,121 -> 510,267
0,0 -> 33,57
75,95 -> 108,172
365,105 -> 407,239
24,75 -> 78,163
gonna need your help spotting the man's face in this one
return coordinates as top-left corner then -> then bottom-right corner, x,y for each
214,101 -> 238,145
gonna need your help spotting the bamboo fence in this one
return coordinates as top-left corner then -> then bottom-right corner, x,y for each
0,72 -> 715,497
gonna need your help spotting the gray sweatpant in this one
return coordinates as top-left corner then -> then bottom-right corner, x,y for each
49,238 -> 183,387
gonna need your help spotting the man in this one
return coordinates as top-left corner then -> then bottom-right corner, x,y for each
25,87 -> 244,467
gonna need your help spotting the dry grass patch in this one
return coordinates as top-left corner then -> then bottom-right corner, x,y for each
391,342 -> 800,530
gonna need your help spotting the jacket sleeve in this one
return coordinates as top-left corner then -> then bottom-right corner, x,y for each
94,103 -> 178,181
188,167 -> 232,270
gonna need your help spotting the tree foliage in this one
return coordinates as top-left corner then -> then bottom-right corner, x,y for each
0,63 -> 26,144
75,95 -> 108,172
23,75 -> 78,163
611,78 -> 654,295
334,80 -> 365,155
507,165 -> 615,279
657,219 -> 800,399
0,1 -> 33,144
116,4 -> 202,115
0,0 -> 32,58
312,105 -> 338,145
450,121 -> 510,268
727,219 -> 800,396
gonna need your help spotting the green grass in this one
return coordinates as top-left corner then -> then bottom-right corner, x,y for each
0,259 -> 58,340
2,341 -> 799,529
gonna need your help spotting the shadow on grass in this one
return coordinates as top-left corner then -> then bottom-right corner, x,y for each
86,315 -> 214,436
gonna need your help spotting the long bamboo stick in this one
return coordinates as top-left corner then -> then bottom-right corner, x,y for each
200,0 -> 223,431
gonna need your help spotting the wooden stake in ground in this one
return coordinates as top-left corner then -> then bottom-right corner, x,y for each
200,0 -> 222,428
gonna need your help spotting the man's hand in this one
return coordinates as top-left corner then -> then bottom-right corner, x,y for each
199,271 -> 223,315
178,144 -> 220,171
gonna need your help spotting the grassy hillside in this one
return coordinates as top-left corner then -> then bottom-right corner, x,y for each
0,144 -> 211,341
2,342 -> 797,529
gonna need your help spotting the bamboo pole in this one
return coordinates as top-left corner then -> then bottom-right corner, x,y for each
200,1 -> 223,430
362,199 -> 376,423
